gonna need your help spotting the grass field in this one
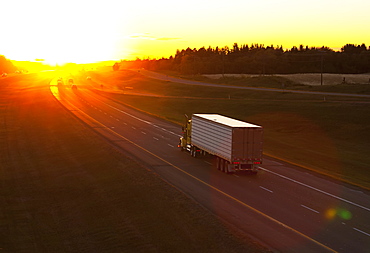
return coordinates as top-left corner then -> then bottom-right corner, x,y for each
89,69 -> 370,190
160,71 -> 370,95
0,74 -> 267,252
204,73 -> 370,87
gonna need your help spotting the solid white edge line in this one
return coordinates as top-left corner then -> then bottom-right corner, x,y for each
259,166 -> 370,212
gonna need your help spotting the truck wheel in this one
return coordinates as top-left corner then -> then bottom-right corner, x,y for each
225,162 -> 231,174
191,147 -> 197,158
221,159 -> 225,173
216,157 -> 221,170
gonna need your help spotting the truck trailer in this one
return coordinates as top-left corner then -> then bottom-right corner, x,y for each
179,114 -> 263,174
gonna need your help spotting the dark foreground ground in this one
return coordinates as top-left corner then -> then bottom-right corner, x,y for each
0,74 -> 269,252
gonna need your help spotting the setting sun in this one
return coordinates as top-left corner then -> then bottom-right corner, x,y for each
1,0 -> 127,65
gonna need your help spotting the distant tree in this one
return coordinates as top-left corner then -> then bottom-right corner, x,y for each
0,55 -> 17,74
112,62 -> 120,71
232,43 -> 239,53
341,44 -> 367,54
290,46 -> 299,53
121,43 -> 370,75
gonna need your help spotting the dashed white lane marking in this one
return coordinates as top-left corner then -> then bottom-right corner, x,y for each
153,137 -> 159,141
259,166 -> 370,212
167,144 -> 174,147
99,99 -> 182,137
79,91 -> 182,138
301,205 -> 320,214
141,131 -> 147,135
353,227 -> 370,237
259,186 -> 273,193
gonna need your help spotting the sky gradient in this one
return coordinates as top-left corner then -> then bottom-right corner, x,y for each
1,0 -> 369,65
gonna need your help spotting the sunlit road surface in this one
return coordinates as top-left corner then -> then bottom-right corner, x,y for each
138,70 -> 370,98
50,78 -> 370,252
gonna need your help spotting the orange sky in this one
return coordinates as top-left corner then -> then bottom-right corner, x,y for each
1,0 -> 369,65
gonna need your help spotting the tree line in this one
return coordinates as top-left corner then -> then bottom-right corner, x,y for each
0,55 -> 17,74
120,43 -> 370,75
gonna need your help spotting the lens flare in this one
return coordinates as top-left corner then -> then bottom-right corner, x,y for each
338,209 -> 352,220
325,208 -> 337,220
325,208 -> 352,221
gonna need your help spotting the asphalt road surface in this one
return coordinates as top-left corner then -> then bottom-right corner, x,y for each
50,76 -> 370,253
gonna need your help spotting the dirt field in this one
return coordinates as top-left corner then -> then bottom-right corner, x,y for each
0,74 -> 267,252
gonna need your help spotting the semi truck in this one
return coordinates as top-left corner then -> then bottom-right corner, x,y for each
178,114 -> 263,174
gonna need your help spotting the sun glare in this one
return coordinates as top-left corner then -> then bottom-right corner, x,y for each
2,0 -> 370,64
1,0 -> 127,65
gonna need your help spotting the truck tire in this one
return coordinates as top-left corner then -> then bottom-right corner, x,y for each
216,157 -> 221,170
225,161 -> 231,174
221,159 -> 226,173
220,158 -> 224,172
191,146 -> 197,158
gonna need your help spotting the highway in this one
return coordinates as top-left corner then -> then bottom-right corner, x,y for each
50,77 -> 370,252
138,70 -> 370,98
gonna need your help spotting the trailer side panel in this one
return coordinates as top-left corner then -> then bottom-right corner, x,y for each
191,115 -> 232,161
191,114 -> 262,162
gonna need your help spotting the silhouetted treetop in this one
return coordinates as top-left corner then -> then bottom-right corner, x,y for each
0,55 -> 17,74
120,43 -> 370,75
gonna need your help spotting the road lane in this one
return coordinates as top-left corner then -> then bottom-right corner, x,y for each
50,80 -> 370,252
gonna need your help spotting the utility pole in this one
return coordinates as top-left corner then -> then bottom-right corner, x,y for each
320,53 -> 323,85
221,50 -> 225,78
319,50 -> 326,86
